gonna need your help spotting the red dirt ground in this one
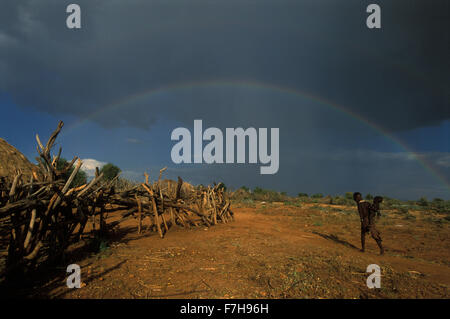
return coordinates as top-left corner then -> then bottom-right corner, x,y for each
33,203 -> 450,299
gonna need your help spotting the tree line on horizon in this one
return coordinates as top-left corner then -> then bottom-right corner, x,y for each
234,185 -> 449,212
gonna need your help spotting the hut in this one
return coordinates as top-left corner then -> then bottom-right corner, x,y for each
0,138 -> 40,184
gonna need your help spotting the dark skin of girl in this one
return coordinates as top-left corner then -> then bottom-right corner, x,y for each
353,192 -> 384,255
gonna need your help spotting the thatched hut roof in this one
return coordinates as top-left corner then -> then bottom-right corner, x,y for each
0,138 -> 39,183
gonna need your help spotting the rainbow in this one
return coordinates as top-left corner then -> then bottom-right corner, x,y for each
65,80 -> 450,190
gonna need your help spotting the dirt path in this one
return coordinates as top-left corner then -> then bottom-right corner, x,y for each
34,206 -> 450,299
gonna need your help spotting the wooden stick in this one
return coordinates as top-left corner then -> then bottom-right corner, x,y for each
23,209 -> 36,249
161,213 -> 169,232
170,207 -> 175,226
77,172 -> 104,198
24,241 -> 43,261
136,195 -> 142,234
210,190 -> 217,225
8,173 -> 22,200
142,184 -> 163,238
176,211 -> 188,228
158,167 -> 167,185
176,176 -> 183,200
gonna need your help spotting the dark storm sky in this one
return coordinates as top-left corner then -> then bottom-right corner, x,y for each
0,0 -> 449,199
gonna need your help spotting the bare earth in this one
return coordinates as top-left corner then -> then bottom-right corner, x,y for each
32,203 -> 450,299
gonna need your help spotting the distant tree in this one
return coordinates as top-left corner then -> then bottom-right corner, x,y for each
333,196 -> 349,206
240,186 -> 250,192
418,197 -> 428,207
253,187 -> 265,194
431,198 -> 449,213
280,191 -> 287,196
56,158 -> 87,188
365,194 -> 374,200
345,192 -> 354,200
312,193 -> 323,199
298,193 -> 308,198
100,163 -> 121,181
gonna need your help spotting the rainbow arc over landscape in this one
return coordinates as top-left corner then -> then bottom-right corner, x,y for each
65,80 -> 450,191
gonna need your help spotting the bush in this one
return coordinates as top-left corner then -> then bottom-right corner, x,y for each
240,186 -> 250,192
284,201 -> 302,207
100,163 -> 121,181
345,192 -> 353,200
382,196 -> 403,209
253,186 -> 265,194
298,193 -> 308,198
311,193 -> 323,199
418,197 -> 428,207
430,198 -> 450,213
332,196 -> 353,206
250,187 -> 289,202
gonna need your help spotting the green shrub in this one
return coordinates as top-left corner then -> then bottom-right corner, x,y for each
418,197 -> 428,207
332,196 -> 353,206
240,186 -> 250,192
250,187 -> 289,202
313,221 -> 323,227
284,201 -> 302,207
430,198 -> 450,213
100,163 -> 121,181
253,187 -> 264,194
